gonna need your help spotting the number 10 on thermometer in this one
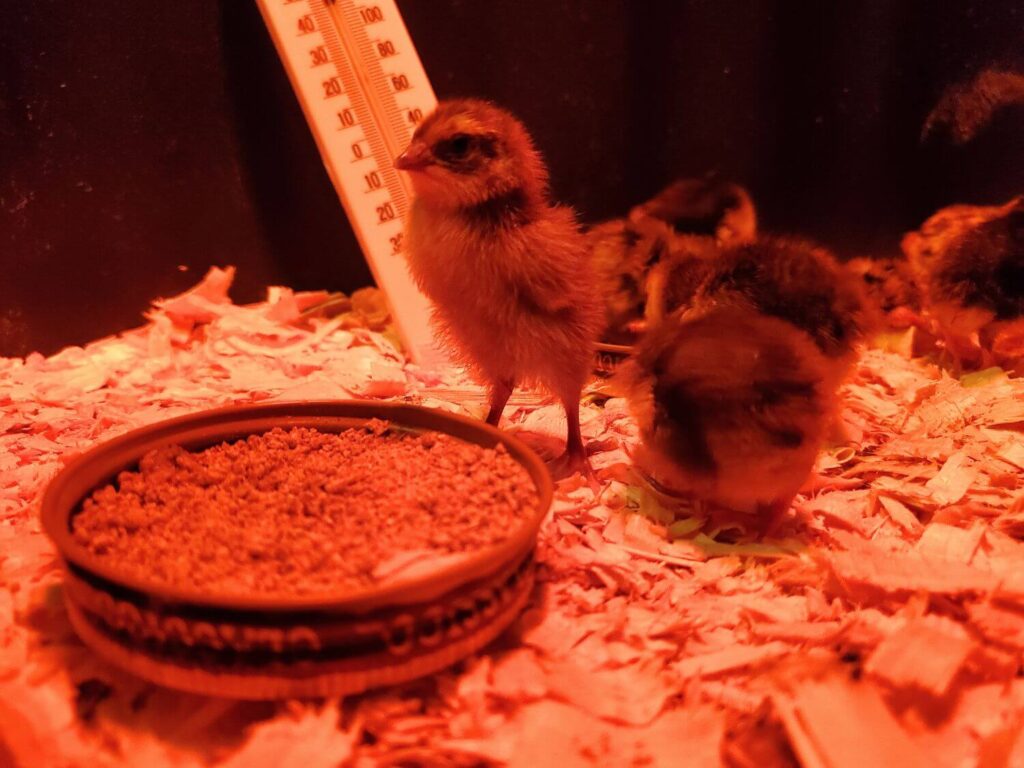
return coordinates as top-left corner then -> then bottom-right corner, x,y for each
257,0 -> 445,366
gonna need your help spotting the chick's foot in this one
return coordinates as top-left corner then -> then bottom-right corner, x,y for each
547,397 -> 597,486
757,498 -> 795,539
546,447 -> 595,484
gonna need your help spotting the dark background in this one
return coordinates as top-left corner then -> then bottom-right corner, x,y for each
1,0 -> 1022,357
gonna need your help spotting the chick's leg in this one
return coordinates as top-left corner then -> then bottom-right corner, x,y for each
547,396 -> 595,482
485,379 -> 515,426
757,497 -> 794,539
564,398 -> 586,459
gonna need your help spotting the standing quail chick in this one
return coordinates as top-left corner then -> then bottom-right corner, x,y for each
618,237 -> 872,534
396,100 -> 604,477
902,196 -> 1024,371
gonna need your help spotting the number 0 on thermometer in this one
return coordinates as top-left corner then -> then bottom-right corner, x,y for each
257,0 -> 444,366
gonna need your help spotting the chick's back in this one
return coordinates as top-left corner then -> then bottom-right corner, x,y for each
697,237 -> 873,371
621,304 -> 836,513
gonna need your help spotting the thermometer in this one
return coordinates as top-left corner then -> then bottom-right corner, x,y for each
256,0 -> 444,366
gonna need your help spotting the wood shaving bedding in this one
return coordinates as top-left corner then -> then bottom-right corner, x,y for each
1,266 -> 1023,767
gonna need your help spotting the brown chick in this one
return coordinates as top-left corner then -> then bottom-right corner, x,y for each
587,215 -> 673,343
921,69 -> 1024,145
395,99 -> 603,477
642,247 -> 718,328
589,177 -> 758,335
629,176 -> 757,246
902,196 -> 1024,371
845,254 -> 924,329
635,177 -> 758,327
618,237 -> 872,535
689,237 -> 874,387
618,303 -> 838,535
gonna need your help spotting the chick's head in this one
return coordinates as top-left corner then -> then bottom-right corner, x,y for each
902,196 -> 1024,363
395,99 -> 547,210
629,177 -> 757,246
932,198 -> 1024,320
846,255 -> 922,316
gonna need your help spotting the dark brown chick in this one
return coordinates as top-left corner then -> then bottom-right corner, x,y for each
395,99 -> 603,477
590,177 -> 758,334
902,196 -> 1024,370
587,215 -> 673,343
618,237 -> 872,535
638,237 -> 873,381
619,303 -> 838,534
691,237 -> 874,387
845,254 -> 924,329
629,176 -> 757,246
635,177 -> 758,327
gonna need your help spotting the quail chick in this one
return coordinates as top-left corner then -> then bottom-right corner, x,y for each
591,176 -> 758,334
619,237 -> 872,534
922,69 -> 1024,145
845,254 -> 924,329
691,237 -> 874,387
902,196 -> 1024,370
629,175 -> 757,246
618,303 -> 839,535
642,250 -> 717,328
587,215 -> 673,343
395,100 -> 604,477
636,177 -> 757,326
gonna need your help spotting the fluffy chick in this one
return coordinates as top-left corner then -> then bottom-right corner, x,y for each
845,254 -> 923,329
587,215 -> 673,342
618,237 -> 872,534
921,69 -> 1024,145
902,195 -> 1024,370
395,99 -> 603,476
642,248 -> 718,328
619,303 -> 838,534
590,177 -> 758,336
691,237 -> 874,387
629,175 -> 757,246
637,176 -> 757,327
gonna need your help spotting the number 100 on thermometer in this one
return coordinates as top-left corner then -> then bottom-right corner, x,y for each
257,0 -> 444,366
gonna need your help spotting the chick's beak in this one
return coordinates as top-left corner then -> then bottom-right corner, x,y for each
395,141 -> 432,172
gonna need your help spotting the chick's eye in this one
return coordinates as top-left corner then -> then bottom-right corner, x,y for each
436,134 -> 473,160
449,134 -> 471,155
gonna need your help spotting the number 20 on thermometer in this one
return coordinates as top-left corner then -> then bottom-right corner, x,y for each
257,0 -> 444,366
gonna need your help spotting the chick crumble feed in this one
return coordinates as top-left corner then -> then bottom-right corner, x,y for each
71,423 -> 537,596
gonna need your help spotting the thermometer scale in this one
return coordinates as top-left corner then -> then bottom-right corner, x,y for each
256,0 -> 443,366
